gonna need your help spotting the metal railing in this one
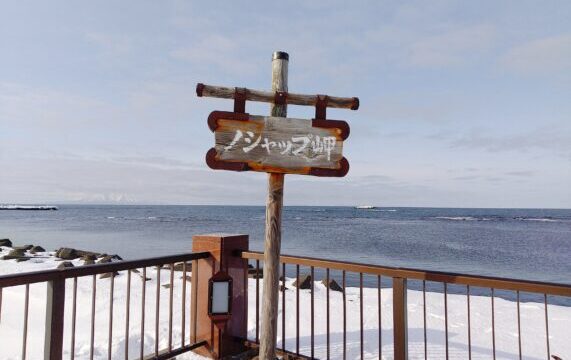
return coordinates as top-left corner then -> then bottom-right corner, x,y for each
2,247 -> 570,359
242,251 -> 571,360
0,252 -> 210,360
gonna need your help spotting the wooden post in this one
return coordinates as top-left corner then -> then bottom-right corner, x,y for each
393,277 -> 408,360
44,278 -> 65,360
191,234 -> 249,358
259,51 -> 288,360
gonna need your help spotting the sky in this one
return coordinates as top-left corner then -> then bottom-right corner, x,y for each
1,1 -> 570,208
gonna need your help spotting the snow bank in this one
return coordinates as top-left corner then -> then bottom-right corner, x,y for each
0,248 -> 569,359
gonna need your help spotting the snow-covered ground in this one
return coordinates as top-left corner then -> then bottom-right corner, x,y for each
0,248 -> 569,359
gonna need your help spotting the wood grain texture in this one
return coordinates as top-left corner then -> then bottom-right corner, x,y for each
259,53 -> 288,360
197,83 -> 359,110
393,278 -> 408,360
213,115 -> 345,170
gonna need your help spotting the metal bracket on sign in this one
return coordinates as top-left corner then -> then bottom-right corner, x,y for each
274,91 -> 288,106
234,87 -> 247,113
315,95 -> 328,120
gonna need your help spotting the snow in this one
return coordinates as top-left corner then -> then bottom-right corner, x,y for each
0,248 -> 569,359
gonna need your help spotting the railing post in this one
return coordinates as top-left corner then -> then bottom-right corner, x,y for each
191,234 -> 249,359
393,277 -> 408,360
44,278 -> 65,360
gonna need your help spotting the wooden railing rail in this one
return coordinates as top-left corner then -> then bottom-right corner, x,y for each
0,252 -> 209,288
241,251 -> 571,296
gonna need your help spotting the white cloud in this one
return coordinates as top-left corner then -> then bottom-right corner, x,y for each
500,34 -> 571,74
85,32 -> 134,55
407,25 -> 497,67
169,34 -> 260,75
449,127 -> 571,159
0,82 -> 117,127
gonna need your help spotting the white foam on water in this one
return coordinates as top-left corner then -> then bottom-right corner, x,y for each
434,216 -> 478,221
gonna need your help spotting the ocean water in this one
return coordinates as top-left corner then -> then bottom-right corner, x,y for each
1,205 -> 569,283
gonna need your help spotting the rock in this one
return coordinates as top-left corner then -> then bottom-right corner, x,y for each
55,248 -> 79,260
292,274 -> 312,289
280,284 -> 288,292
83,259 -> 95,265
55,248 -> 105,260
76,249 -> 102,258
16,257 -> 31,262
7,248 -> 26,257
57,261 -> 74,269
3,248 -> 31,260
248,267 -> 263,279
99,272 -> 119,279
98,257 -> 111,264
321,278 -> 344,293
81,254 -> 97,261
134,272 -> 151,281
97,255 -> 113,264
162,283 -> 171,289
0,239 -> 13,247
181,275 -> 192,282
169,262 -> 191,272
98,254 -> 122,264
30,245 -> 46,253
13,245 -> 34,251
3,249 -> 26,259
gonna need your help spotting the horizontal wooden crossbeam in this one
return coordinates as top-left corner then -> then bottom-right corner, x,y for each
196,83 -> 359,110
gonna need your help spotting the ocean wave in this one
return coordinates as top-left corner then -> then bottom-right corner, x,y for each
514,217 -> 559,222
434,216 -> 563,223
434,216 -> 480,221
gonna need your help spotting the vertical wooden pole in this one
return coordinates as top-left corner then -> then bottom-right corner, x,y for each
44,278 -> 65,360
393,277 -> 408,360
259,51 -> 288,360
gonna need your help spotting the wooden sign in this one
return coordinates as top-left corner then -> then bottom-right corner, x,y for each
198,52 -> 358,360
206,111 -> 349,177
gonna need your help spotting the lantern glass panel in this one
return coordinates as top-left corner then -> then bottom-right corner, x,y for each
211,281 -> 230,314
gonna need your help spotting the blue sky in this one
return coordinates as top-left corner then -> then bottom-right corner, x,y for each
1,1 -> 570,207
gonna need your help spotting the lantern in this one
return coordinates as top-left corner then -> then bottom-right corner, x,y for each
208,271 -> 233,327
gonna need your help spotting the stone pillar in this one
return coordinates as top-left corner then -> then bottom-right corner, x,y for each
191,234 -> 249,358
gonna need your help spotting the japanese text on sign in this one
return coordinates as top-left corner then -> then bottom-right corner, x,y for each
224,130 -> 337,161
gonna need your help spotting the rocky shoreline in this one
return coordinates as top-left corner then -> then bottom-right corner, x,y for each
0,238 -> 344,292
0,238 -> 121,264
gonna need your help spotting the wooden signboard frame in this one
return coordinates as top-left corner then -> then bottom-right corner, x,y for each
205,110 -> 350,177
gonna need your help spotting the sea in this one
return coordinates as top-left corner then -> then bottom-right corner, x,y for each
1,205 -> 570,303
